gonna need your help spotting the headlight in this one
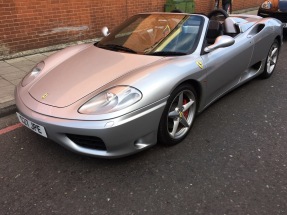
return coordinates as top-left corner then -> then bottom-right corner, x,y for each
79,86 -> 142,115
22,61 -> 45,86
261,1 -> 272,9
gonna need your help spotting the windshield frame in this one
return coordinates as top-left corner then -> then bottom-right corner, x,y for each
96,13 -> 205,56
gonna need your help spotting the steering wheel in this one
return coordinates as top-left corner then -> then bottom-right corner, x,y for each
207,9 -> 229,20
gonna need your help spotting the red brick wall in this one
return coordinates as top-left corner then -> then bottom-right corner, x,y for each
0,0 -> 261,57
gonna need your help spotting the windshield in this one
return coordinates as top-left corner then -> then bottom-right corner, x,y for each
96,14 -> 204,56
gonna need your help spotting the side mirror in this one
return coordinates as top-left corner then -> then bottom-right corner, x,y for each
101,26 -> 110,37
204,35 -> 235,53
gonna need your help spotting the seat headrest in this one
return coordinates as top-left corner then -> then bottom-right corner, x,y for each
224,17 -> 239,34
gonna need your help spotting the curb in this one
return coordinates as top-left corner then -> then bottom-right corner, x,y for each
0,101 -> 16,118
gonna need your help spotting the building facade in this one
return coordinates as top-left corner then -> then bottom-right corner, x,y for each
0,0 -> 262,58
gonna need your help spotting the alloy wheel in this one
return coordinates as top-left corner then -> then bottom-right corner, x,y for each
266,42 -> 279,75
167,89 -> 196,139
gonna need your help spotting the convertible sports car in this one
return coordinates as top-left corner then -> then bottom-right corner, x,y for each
15,10 -> 283,158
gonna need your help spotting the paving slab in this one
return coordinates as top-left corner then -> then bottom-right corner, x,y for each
0,66 -> 23,75
9,60 -> 36,68
9,79 -> 22,86
5,57 -> 30,64
0,61 -> 11,68
0,78 -> 12,87
1,71 -> 27,81
0,85 -> 15,99
17,65 -> 34,73
0,95 -> 15,104
25,53 -> 47,63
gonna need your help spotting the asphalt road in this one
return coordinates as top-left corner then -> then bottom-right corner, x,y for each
1,41 -> 287,215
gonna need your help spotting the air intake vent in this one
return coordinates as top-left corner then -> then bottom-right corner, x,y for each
67,134 -> 107,150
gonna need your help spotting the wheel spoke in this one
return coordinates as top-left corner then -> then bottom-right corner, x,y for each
271,47 -> 278,58
178,92 -> 183,108
170,118 -> 180,137
168,110 -> 179,119
267,61 -> 271,73
270,58 -> 276,66
182,99 -> 194,112
180,116 -> 189,127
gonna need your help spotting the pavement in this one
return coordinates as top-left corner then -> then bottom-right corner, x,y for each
0,9 -> 258,117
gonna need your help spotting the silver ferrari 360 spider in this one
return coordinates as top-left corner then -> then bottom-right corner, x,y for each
15,10 -> 283,158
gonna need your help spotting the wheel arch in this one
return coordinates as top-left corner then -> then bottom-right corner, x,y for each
275,35 -> 282,49
171,79 -> 203,111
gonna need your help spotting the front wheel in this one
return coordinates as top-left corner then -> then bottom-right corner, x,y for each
260,40 -> 279,79
158,84 -> 197,146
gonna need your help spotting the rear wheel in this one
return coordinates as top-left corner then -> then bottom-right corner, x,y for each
260,40 -> 279,79
158,84 -> 197,146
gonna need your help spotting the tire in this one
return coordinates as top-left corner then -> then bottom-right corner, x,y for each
158,84 -> 197,146
260,40 -> 280,79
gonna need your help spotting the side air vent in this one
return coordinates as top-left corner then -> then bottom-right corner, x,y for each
256,24 -> 265,33
251,61 -> 262,70
247,24 -> 265,37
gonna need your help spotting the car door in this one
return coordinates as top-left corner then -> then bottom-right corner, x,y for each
201,34 -> 254,107
248,24 -> 276,66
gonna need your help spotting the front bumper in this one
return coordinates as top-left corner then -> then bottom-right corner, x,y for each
15,88 -> 166,158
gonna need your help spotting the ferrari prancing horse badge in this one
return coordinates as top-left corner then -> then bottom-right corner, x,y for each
196,60 -> 203,69
41,93 -> 48,99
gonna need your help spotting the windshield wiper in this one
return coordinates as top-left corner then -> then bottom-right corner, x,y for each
97,44 -> 137,54
147,51 -> 187,56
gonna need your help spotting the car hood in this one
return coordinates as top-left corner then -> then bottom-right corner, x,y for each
28,46 -> 162,108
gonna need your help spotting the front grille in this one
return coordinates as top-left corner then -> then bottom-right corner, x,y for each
67,134 -> 107,150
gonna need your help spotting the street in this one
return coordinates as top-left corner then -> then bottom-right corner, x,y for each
1,42 -> 287,215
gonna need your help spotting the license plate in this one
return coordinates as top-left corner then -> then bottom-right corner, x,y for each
283,23 -> 287,28
16,112 -> 47,138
